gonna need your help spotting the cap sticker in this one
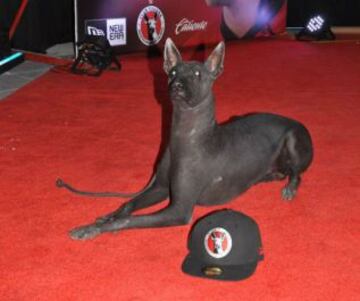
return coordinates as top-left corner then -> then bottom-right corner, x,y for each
204,227 -> 232,259
202,266 -> 223,277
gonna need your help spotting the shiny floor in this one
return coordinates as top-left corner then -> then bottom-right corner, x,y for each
0,42 -> 74,101
0,60 -> 52,100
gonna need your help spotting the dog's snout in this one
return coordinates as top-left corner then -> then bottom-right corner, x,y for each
170,78 -> 187,100
174,81 -> 183,89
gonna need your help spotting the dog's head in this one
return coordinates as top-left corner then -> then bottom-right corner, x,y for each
163,38 -> 225,109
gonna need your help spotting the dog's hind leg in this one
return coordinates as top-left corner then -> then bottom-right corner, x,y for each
278,126 -> 313,201
282,171 -> 301,200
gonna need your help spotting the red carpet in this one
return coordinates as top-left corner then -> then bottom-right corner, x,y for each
1,40 -> 359,300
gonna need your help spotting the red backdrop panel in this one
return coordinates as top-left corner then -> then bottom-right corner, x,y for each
75,0 -> 287,54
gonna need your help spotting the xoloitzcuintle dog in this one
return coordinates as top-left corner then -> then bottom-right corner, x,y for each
57,38 -> 313,240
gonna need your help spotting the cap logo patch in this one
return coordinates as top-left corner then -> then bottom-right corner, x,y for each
204,227 -> 232,259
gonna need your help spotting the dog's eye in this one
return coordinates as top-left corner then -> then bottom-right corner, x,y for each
171,70 -> 176,77
194,71 -> 200,77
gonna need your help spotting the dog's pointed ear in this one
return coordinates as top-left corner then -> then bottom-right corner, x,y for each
163,38 -> 182,74
205,41 -> 225,78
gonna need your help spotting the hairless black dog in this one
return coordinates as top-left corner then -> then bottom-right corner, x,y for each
57,38 -> 313,240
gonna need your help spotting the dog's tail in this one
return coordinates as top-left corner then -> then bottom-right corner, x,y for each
55,176 -> 156,198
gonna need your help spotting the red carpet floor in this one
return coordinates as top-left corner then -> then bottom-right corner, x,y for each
0,40 -> 359,300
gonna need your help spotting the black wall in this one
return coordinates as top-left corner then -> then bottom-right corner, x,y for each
287,0 -> 360,26
0,0 -> 18,32
0,0 -> 73,53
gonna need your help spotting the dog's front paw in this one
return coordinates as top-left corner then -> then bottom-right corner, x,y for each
281,186 -> 297,201
69,224 -> 101,240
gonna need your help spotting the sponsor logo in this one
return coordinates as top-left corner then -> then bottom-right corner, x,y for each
204,227 -> 232,259
107,19 -> 126,46
137,5 -> 165,46
85,18 -> 127,46
87,26 -> 105,36
175,18 -> 208,35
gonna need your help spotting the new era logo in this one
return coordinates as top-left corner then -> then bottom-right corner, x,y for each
107,19 -> 126,46
87,26 -> 105,36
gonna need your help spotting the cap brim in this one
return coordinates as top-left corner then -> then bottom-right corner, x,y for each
182,254 -> 258,281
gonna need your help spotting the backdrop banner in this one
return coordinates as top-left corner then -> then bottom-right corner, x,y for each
75,0 -> 287,54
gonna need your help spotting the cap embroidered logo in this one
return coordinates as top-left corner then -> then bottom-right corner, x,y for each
204,227 -> 232,259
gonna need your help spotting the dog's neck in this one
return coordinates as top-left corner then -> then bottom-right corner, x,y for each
170,94 -> 216,144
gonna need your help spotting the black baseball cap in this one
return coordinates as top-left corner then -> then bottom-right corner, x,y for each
182,209 -> 264,281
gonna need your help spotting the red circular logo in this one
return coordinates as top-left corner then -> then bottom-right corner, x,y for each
137,6 -> 165,46
204,227 -> 232,259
